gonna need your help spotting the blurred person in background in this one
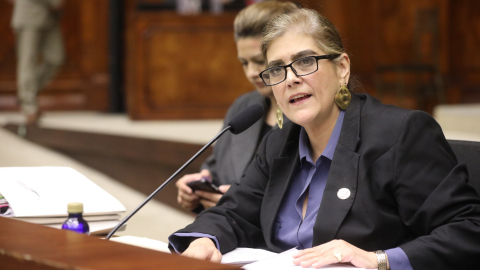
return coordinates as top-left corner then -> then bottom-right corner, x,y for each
10,0 -> 65,124
176,1 -> 298,213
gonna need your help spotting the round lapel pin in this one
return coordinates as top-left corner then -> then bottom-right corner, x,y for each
337,188 -> 351,200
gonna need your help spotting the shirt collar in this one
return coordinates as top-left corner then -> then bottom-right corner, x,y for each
298,110 -> 345,164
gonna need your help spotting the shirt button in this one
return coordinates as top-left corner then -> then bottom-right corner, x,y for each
337,188 -> 351,200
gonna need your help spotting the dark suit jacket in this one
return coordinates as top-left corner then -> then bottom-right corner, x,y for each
202,90 -> 286,186
174,93 -> 480,270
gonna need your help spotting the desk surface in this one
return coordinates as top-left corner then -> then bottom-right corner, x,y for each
0,217 -> 238,270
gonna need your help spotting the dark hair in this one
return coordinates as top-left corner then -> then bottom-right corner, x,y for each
234,1 -> 298,41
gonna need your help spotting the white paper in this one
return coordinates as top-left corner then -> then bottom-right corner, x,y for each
109,236 -> 171,253
0,167 -> 126,217
87,220 -> 126,235
15,214 -> 121,224
221,248 -> 277,265
243,248 -> 368,270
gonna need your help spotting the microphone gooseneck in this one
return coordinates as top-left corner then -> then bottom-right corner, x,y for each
105,104 -> 265,239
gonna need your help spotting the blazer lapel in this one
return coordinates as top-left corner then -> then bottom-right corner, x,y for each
231,115 -> 264,182
262,124 -> 301,252
230,105 -> 291,183
312,95 -> 362,246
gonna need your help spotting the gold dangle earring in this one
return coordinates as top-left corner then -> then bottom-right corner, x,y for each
334,84 -> 351,110
276,105 -> 283,129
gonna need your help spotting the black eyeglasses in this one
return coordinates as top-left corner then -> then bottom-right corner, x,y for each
259,54 -> 340,86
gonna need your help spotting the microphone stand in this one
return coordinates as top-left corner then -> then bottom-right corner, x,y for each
105,126 -> 232,240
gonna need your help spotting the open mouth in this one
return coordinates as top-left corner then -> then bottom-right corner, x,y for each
289,94 -> 312,104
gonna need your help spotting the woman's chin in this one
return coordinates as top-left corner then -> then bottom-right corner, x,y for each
287,113 -> 317,127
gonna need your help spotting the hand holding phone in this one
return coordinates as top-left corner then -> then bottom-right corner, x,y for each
187,178 -> 222,194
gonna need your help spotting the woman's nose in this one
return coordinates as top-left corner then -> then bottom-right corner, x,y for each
247,65 -> 260,78
285,67 -> 301,86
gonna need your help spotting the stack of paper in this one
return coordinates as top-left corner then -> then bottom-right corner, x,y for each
0,167 -> 126,235
107,236 -> 368,269
242,248 -> 369,270
110,236 -> 171,253
221,247 -> 277,265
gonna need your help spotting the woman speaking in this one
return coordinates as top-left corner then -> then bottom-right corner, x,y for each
169,8 -> 480,270
175,1 -> 298,213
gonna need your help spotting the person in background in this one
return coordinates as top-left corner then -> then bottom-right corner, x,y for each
176,1 -> 298,213
169,8 -> 480,270
10,0 -> 65,124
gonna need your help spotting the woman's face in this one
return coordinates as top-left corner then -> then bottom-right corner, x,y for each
236,37 -> 273,97
266,31 -> 350,128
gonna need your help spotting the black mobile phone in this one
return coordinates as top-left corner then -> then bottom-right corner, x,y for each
187,178 -> 222,194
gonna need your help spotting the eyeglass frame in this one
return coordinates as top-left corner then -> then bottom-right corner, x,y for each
259,54 -> 341,86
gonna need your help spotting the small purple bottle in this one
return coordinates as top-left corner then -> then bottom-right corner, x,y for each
61,202 -> 89,234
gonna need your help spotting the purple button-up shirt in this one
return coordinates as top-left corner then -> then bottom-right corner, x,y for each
272,110 -> 344,249
169,110 -> 413,270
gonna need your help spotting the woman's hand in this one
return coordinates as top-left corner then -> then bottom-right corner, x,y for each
196,185 -> 230,209
292,240 -> 379,269
181,237 -> 222,262
176,169 -> 211,211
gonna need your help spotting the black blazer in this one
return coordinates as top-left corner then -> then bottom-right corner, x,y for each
173,93 -> 480,270
201,90 -> 287,186
201,90 -> 266,186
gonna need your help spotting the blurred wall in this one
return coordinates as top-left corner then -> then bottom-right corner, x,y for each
125,0 -> 480,119
0,0 -> 110,112
1,0 -> 479,118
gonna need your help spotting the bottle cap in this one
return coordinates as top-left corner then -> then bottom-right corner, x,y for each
67,202 -> 84,214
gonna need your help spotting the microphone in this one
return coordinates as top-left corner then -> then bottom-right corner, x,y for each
228,103 -> 264,134
105,104 -> 264,239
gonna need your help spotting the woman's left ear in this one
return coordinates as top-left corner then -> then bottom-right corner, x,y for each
337,53 -> 351,84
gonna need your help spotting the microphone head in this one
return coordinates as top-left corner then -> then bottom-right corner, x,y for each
227,104 -> 265,135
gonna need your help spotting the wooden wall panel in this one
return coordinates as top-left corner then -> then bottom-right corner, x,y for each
371,0 -> 449,69
372,0 -> 450,109
316,0 -> 480,110
314,0 -> 377,93
2,0 -> 478,118
0,1 -> 19,91
125,8 -> 252,119
449,0 -> 480,103
0,0 -> 109,112
125,0 -> 479,119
